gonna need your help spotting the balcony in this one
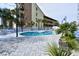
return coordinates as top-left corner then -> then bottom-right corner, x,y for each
19,13 -> 24,19
19,6 -> 24,11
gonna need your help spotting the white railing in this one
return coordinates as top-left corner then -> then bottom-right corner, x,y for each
0,27 -> 53,35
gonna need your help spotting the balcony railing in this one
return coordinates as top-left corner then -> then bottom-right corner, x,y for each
19,7 -> 24,11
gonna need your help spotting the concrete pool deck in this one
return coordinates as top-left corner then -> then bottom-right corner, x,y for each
0,33 -> 79,56
0,32 -> 60,56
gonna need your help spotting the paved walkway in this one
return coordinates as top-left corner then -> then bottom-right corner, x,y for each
0,35 -> 60,56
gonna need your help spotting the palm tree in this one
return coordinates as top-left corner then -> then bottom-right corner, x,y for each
11,8 -> 26,32
0,8 -> 8,28
36,19 -> 42,29
9,9 -> 16,28
56,21 -> 79,50
26,21 -> 34,27
56,22 -> 70,35
61,33 -> 79,50
0,8 -> 15,29
19,20 -> 25,32
70,21 -> 77,33
6,9 -> 15,29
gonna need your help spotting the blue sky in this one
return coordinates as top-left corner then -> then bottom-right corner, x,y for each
0,3 -> 78,23
37,3 -> 77,23
0,3 -> 15,9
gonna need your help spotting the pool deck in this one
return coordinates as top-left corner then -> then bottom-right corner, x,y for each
0,32 -> 60,56
0,33 -> 79,56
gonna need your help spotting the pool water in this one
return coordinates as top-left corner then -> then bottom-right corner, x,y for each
20,31 -> 56,36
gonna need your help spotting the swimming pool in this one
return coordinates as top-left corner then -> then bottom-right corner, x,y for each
20,31 -> 56,36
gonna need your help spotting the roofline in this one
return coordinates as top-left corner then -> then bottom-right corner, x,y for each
35,3 -> 57,21
44,16 -> 57,21
35,3 -> 45,16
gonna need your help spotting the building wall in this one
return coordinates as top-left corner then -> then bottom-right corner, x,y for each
43,16 -> 59,27
24,3 -> 32,26
16,3 -> 58,28
17,3 -> 44,27
32,3 -> 44,27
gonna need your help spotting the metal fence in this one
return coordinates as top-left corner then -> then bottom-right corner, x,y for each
0,27 -> 53,35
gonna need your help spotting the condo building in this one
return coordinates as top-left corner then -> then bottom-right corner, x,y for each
0,3 -> 58,29
15,3 -> 59,28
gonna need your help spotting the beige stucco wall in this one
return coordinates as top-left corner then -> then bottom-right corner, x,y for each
17,3 -> 44,28
32,3 -> 44,27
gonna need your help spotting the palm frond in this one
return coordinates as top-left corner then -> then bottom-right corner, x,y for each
47,43 -> 72,56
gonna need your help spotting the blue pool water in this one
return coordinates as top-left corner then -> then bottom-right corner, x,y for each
20,31 -> 56,36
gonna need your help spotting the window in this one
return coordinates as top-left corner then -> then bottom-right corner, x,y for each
36,7 -> 38,11
36,7 -> 38,17
36,12 -> 38,16
20,13 -> 24,18
20,4 -> 24,11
